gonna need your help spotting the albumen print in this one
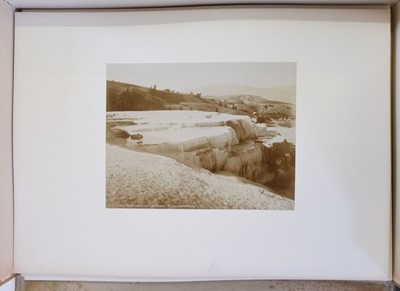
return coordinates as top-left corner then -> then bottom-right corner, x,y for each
106,63 -> 296,209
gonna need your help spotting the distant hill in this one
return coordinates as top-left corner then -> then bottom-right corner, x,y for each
106,80 -> 295,120
203,94 -> 294,116
203,94 -> 289,105
107,80 -> 208,111
192,83 -> 296,104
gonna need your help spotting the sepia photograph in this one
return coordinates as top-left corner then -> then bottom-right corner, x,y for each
106,63 -> 296,210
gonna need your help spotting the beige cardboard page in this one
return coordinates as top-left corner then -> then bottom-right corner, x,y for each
14,7 -> 391,281
0,0 -> 14,283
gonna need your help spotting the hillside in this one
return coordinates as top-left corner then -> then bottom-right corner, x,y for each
204,94 -> 295,120
107,80 -> 295,122
192,83 -> 296,104
107,80 -> 209,111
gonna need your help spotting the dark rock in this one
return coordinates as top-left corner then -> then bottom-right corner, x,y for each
112,128 -> 130,139
131,133 -> 144,140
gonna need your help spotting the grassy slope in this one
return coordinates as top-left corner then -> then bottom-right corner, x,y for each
107,80 -> 208,111
106,80 -> 295,118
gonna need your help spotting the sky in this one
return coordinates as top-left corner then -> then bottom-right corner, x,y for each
107,62 -> 296,98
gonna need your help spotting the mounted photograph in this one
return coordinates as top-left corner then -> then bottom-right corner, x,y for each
106,62 -> 296,210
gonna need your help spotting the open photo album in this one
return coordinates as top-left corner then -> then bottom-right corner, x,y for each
11,6 -> 391,281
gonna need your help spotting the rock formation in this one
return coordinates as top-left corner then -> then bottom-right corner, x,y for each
107,110 -> 295,199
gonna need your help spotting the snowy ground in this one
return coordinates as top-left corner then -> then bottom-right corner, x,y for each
273,126 -> 296,144
125,126 -> 238,151
107,110 -> 251,127
260,126 -> 296,148
106,144 -> 294,210
108,111 -> 257,149
107,110 -> 296,152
